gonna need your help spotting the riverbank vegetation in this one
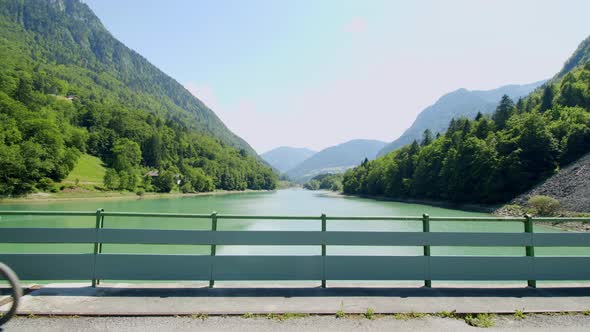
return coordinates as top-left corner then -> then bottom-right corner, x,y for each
0,0 -> 277,197
343,57 -> 590,205
303,173 -> 343,191
495,195 -> 562,217
0,187 -> 271,203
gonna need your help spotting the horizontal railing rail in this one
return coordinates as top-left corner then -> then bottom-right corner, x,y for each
1,210 -> 590,288
0,211 -> 98,216
4,211 -> 590,222
2,229 -> 590,247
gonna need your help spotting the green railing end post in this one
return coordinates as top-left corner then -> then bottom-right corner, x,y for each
422,213 -> 431,288
211,211 -> 218,230
524,214 -> 534,233
97,208 -> 105,286
321,213 -> 327,288
524,214 -> 536,288
209,211 -> 218,288
422,213 -> 430,232
91,208 -> 103,288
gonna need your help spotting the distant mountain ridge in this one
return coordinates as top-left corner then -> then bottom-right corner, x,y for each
378,80 -> 546,156
261,147 -> 316,173
286,139 -> 386,183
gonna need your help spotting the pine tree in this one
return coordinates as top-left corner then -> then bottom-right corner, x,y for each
14,77 -> 33,104
409,140 -> 420,155
448,118 -> 456,132
421,129 -> 433,146
540,85 -> 554,113
492,95 -> 515,130
515,98 -> 525,113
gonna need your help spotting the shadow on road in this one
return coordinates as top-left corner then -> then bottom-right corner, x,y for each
7,286 -> 590,298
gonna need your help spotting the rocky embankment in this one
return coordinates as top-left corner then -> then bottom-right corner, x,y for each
506,152 -> 590,213
494,152 -> 590,231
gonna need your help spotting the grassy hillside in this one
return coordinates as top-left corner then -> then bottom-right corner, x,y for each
62,154 -> 105,185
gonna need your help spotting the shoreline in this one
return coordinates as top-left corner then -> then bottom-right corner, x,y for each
4,188 -> 588,232
323,191 -> 498,213
536,221 -> 590,232
0,189 -> 272,204
320,190 -> 590,232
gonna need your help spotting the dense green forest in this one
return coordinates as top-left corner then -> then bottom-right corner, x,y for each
343,57 -> 590,203
377,80 -> 544,157
303,173 -> 343,191
0,0 -> 276,196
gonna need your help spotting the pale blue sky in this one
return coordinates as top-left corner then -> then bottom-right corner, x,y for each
85,0 -> 590,153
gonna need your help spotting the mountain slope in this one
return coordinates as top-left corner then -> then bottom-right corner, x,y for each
557,35 -> 590,79
286,139 -> 386,183
343,35 -> 590,205
378,80 -> 546,156
261,147 -> 316,173
0,0 -> 276,195
0,0 -> 255,155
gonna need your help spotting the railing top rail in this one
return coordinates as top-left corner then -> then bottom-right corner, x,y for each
429,216 -> 527,222
101,212 -> 212,218
326,216 -> 422,221
0,211 -> 97,216
1,210 -> 590,223
217,215 -> 321,220
530,217 -> 590,223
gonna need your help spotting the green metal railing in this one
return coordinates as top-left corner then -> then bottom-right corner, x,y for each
1,210 -> 590,288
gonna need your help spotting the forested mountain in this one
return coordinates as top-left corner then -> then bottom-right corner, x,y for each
343,35 -> 590,204
557,35 -> 590,79
377,80 -> 546,156
261,147 -> 316,173
0,0 -> 276,195
286,139 -> 386,183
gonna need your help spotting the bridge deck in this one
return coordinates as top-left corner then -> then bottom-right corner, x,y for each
4,282 -> 590,315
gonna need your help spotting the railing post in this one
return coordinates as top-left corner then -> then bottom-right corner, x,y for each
91,208 -> 103,288
422,213 -> 431,288
98,213 -> 105,253
524,214 -> 536,288
321,213 -> 327,288
96,212 -> 106,286
209,211 -> 218,288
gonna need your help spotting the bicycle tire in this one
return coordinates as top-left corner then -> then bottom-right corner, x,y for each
0,262 -> 21,326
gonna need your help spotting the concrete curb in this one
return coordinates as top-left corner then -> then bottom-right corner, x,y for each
3,283 -> 590,316
10,309 -> 590,317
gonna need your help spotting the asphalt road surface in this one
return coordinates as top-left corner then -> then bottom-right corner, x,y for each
4,314 -> 590,332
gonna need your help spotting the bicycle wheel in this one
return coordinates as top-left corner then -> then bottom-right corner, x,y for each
0,262 -> 21,326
